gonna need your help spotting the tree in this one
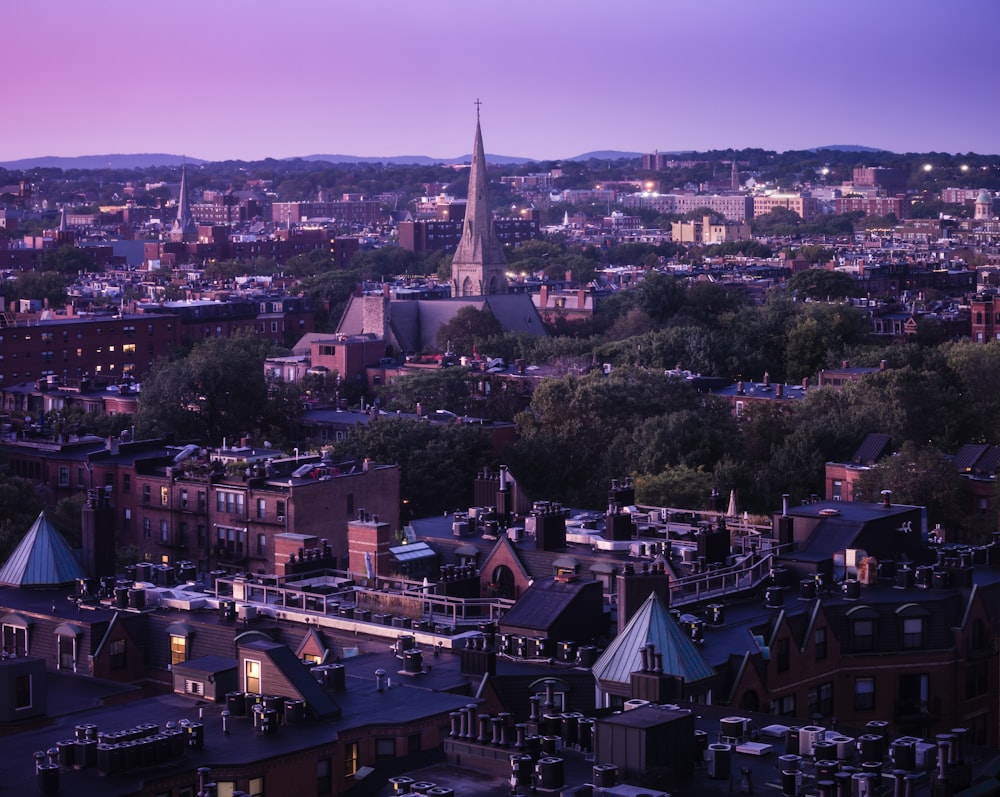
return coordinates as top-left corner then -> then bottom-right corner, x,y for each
435,306 -> 502,355
633,466 -> 714,509
0,473 -> 46,563
135,331 -> 285,445
785,269 -> 861,301
7,270 -> 70,307
38,245 -> 96,275
333,417 -> 493,519
854,442 -> 975,540
378,368 -> 476,416
634,271 -> 686,325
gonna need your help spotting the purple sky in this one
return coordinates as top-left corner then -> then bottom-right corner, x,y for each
6,0 -> 999,162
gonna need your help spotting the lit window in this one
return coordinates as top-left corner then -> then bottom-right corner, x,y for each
168,633 -> 187,665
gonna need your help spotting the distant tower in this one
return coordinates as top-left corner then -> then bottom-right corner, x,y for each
975,189 -> 993,221
170,164 -> 198,243
730,159 -> 739,192
451,102 -> 507,297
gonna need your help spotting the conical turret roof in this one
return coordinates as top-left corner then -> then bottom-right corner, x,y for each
591,591 -> 715,685
0,511 -> 85,588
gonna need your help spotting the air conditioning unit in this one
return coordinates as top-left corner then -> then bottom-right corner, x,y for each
276,515 -> 285,522
237,604 -> 257,621
624,699 -> 650,711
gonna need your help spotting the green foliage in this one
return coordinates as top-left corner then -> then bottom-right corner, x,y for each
135,331 -> 296,445
854,442 -> 974,539
508,368 -> 728,507
435,306 -> 503,355
332,417 -> 493,518
633,466 -> 714,509
38,245 -> 96,274
6,270 -> 71,307
0,473 -> 46,563
785,269 -> 861,301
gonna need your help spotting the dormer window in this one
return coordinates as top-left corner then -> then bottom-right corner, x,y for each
896,603 -> 929,650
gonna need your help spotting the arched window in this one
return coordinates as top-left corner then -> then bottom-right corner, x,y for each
490,564 -> 516,599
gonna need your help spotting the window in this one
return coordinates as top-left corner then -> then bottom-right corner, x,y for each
316,758 -> 332,795
109,639 -> 126,670
966,661 -> 988,699
123,474 -> 131,493
170,635 -> 187,666
248,777 -> 263,797
245,659 -> 261,694
123,508 -> 132,529
14,675 -> 32,710
257,534 -> 266,556
217,491 -> 245,515
852,619 -> 875,652
143,484 -> 151,503
58,466 -> 69,487
346,493 -> 354,517
215,783 -> 235,797
375,738 -> 395,759
898,673 -> 929,715
77,467 -> 86,487
814,627 -> 827,660
161,486 -> 169,505
344,741 -> 359,777
774,638 -> 789,672
58,635 -> 75,670
774,693 -> 796,716
902,617 -> 924,649
3,624 -> 27,656
276,500 -> 285,519
855,677 -> 875,711
807,682 -> 833,718
143,518 -> 151,538
257,498 -> 266,519
160,520 -> 169,543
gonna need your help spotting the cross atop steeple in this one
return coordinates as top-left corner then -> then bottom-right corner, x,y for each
474,98 -> 482,121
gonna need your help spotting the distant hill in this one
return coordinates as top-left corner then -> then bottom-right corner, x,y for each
0,153 -> 206,170
297,153 -> 537,166
809,144 -> 886,154
1,146 -> 895,171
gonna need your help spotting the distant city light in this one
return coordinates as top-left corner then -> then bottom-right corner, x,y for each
923,164 -> 933,172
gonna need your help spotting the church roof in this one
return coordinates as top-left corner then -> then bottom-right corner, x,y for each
591,591 -> 715,686
0,512 -> 86,588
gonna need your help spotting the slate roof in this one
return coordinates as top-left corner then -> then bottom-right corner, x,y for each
591,591 -> 715,686
497,577 -> 595,634
851,432 -> 892,465
0,512 -> 85,587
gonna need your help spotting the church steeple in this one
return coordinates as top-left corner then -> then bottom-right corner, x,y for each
170,163 -> 197,243
451,102 -> 507,297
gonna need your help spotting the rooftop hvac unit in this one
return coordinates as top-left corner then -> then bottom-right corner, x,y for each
237,604 -> 257,622
623,699 -> 650,711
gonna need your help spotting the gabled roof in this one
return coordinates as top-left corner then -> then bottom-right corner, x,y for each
592,592 -> 715,686
240,639 -> 341,719
0,512 -> 85,588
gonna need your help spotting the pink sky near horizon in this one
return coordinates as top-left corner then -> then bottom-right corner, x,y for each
4,0 -> 1000,162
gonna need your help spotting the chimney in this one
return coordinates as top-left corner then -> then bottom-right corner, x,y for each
801,378 -> 808,391
782,494 -> 790,517
879,359 -> 887,370
737,381 -> 745,395
539,284 -> 548,306
842,360 -> 849,368
881,490 -> 892,508
775,383 -> 784,398
762,371 -> 770,388
578,287 -> 586,309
